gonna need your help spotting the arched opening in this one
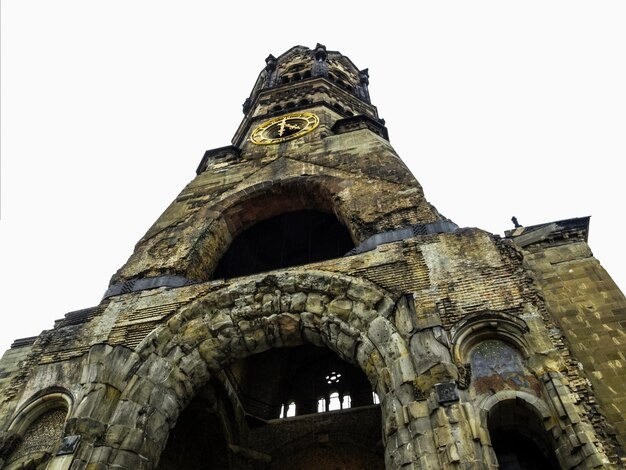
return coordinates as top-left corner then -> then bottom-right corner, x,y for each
129,271 -> 399,469
213,210 -> 354,280
225,344 -> 375,420
154,345 -> 383,470
223,344 -> 383,469
488,400 -> 559,470
156,379 -> 236,470
4,392 -> 71,469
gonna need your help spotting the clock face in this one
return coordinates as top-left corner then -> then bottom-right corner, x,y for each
250,112 -> 319,145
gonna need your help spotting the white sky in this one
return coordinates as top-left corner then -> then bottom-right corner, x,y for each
1,1 -> 625,355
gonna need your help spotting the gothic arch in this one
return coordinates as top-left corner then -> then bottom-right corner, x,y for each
101,270 -> 418,468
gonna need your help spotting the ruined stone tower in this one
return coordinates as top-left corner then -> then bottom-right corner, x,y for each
1,44 -> 625,469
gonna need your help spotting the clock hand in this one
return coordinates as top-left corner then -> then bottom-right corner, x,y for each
284,123 -> 300,130
277,118 -> 287,136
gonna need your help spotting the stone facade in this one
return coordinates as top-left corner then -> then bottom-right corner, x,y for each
1,44 -> 624,469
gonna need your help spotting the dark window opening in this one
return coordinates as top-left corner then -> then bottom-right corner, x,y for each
226,344 -> 375,420
214,210 -> 354,280
488,401 -> 559,470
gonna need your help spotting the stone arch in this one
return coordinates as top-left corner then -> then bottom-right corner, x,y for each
450,311 -> 531,391
187,175 -> 360,281
102,270 -> 418,468
450,310 -> 530,365
479,387 -> 608,469
451,311 -> 608,466
2,388 -> 73,469
479,392 -> 560,469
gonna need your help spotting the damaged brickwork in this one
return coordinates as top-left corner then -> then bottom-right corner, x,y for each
1,44 -> 624,469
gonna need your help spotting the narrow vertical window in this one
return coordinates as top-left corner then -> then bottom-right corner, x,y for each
328,392 -> 341,411
341,394 -> 351,409
285,401 -> 296,417
317,397 -> 326,413
372,392 -> 380,404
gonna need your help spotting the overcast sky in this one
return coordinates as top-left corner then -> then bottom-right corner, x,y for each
1,1 -> 625,355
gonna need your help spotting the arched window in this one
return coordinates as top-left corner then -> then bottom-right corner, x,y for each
328,392 -> 341,411
4,392 -> 71,468
225,344 -> 375,420
321,371 -> 352,412
214,210 -> 354,280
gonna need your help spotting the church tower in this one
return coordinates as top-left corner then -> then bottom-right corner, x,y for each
1,44 -> 624,469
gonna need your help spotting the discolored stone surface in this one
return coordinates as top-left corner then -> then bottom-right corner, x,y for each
1,45 -> 624,470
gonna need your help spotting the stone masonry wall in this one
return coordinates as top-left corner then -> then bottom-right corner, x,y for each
519,236 -> 626,458
2,227 -> 622,468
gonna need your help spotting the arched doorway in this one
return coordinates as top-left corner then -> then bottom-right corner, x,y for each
488,399 -> 559,469
107,271 -> 407,468
156,345 -> 384,470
